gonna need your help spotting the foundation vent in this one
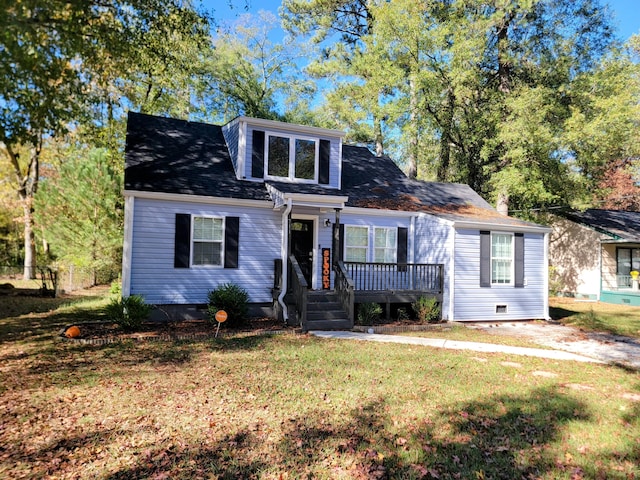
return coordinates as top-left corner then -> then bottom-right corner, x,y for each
495,305 -> 508,314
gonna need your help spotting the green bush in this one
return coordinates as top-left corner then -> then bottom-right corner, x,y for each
356,302 -> 382,325
105,294 -> 152,332
412,296 -> 441,324
207,283 -> 249,328
110,280 -> 122,297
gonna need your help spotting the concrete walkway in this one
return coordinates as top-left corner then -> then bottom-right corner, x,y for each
309,330 -> 606,364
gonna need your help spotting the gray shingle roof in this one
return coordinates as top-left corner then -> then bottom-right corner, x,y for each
124,112 -> 542,229
125,112 -> 270,201
561,209 -> 640,241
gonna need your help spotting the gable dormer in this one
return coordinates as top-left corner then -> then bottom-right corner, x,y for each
222,116 -> 345,189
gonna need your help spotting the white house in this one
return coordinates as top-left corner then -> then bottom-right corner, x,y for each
122,112 -> 551,329
549,209 -> 640,306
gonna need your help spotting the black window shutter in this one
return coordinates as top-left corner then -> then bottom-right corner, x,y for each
251,130 -> 265,179
319,139 -> 330,184
224,216 -> 240,269
480,230 -> 491,287
174,214 -> 191,268
397,227 -> 408,271
514,233 -> 524,288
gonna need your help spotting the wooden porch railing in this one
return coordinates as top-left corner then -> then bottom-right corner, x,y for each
335,261 -> 355,324
344,262 -> 443,292
289,255 -> 308,325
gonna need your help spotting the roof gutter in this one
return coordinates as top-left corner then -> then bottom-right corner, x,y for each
452,219 -> 552,234
277,199 -> 293,324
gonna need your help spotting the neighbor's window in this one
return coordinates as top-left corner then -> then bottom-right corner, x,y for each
491,233 -> 513,284
266,134 -> 317,181
192,217 -> 223,266
374,227 -> 397,263
345,226 -> 368,262
617,248 -> 640,275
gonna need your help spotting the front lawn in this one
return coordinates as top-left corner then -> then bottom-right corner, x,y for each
1,289 -> 639,479
550,297 -> 640,338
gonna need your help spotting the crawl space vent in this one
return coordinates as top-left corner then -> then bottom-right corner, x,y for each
496,305 -> 508,314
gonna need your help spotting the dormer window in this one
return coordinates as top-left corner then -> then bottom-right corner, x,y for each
266,133 -> 318,182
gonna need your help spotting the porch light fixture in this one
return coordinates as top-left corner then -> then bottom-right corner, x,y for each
324,218 -> 331,227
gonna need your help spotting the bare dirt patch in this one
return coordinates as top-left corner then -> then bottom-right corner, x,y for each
61,317 -> 297,342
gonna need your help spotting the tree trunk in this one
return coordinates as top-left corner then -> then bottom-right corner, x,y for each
22,201 -> 36,280
374,116 -> 384,157
496,191 -> 510,216
406,75 -> 419,179
3,140 -> 41,280
437,88 -> 455,182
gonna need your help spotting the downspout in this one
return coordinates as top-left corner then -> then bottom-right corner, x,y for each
277,199 -> 293,323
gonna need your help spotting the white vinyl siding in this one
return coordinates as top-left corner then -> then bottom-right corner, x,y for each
413,214 -> 452,321
491,233 -> 513,284
128,197 -> 279,304
374,227 -> 397,263
345,226 -> 368,262
192,217 -> 223,266
453,229 -> 547,321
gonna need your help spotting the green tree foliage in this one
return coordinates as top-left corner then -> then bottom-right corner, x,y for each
201,11 -> 314,123
0,0 -> 211,278
35,149 -> 123,283
283,0 -> 637,214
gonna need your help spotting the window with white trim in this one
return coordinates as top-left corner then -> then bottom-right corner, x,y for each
192,217 -> 223,266
374,227 -> 397,263
266,133 -> 318,181
491,233 -> 513,284
345,226 -> 368,262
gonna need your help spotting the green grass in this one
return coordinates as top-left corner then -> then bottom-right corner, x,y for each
550,297 -> 640,338
1,288 -> 639,479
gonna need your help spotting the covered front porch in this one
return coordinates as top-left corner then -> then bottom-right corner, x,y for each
600,242 -> 640,306
269,185 -> 444,330
274,257 -> 444,331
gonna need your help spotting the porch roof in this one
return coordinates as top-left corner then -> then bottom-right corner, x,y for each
561,209 -> 640,242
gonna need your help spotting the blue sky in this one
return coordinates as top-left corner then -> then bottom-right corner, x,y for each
200,0 -> 639,41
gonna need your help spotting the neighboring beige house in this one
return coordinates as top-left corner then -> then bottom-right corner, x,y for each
549,209 -> 640,306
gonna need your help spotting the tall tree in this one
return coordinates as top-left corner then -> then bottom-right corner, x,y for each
282,0 -> 391,154
0,0 -> 210,279
201,11 -> 314,122
35,148 -> 123,283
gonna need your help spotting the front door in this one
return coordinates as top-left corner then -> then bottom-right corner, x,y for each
291,219 -> 314,287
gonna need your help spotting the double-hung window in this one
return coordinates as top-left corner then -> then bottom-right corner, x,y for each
266,134 -> 317,181
192,217 -> 223,266
345,226 -> 368,262
374,227 -> 397,263
491,233 -> 513,284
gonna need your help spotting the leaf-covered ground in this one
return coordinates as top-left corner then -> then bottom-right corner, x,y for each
1,288 -> 639,479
